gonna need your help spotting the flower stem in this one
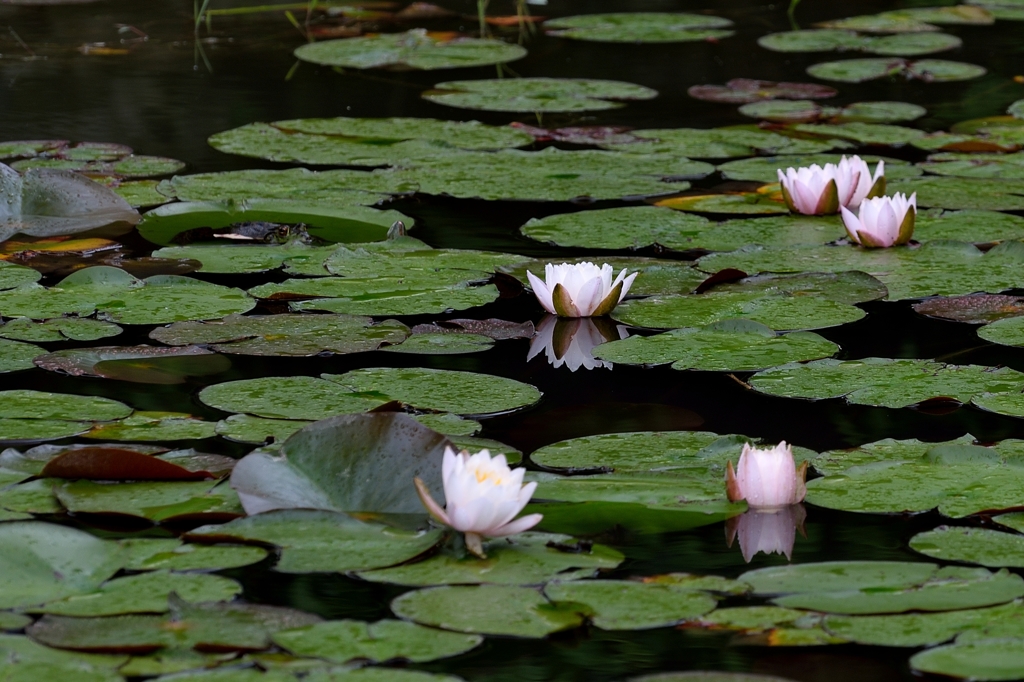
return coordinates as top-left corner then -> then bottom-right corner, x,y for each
787,0 -> 801,30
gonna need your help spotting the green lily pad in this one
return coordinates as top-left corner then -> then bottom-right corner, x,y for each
971,392 -> 1024,417
0,267 -> 254,324
807,58 -> 986,83
423,77 -> 658,113
593,320 -> 838,371
390,585 -> 584,637
215,415 -> 312,446
323,238 -> 528,278
0,262 -> 40,291
284,281 -> 500,317
791,121 -> 926,145
54,480 -> 243,522
760,29 -> 961,56
305,669 -> 465,682
979,316 -> 1024,347
121,539 -> 268,571
150,242 -> 340,275
814,14 -> 942,32
0,338 -> 44,373
198,376 -> 386,420
0,389 -> 131,422
1011,99 -> 1024,119
151,314 -> 409,357
83,412 -> 218,442
824,601 -> 1024,647
382,332 -> 493,355
713,271 -> 888,305
228,412 -> 456,515
749,358 -> 1024,407
272,619 -> 482,664
35,345 -> 228,384
738,100 -> 927,124
612,291 -> 865,331
138,199 -> 407,247
918,152 -> 1024,179
530,431 -> 751,473
600,127 -> 838,159
717,153 -> 921,183
911,638 -> 1024,681
543,580 -> 717,630
109,179 -> 171,208
883,6 -> 995,24
158,168 -> 405,204
520,206 -> 710,251
544,12 -> 733,42
12,155 -> 184,179
916,209 -> 1024,243
911,527 -> 1024,568
0,317 -> 121,342
358,532 -> 622,586
914,294 -> 1024,324
411,413 -> 480,437
656,191 -> 788,215
33,571 -> 241,617
531,501 -> 739,536
277,116 -> 531,147
294,30 -> 526,70
187,509 -> 442,574
27,597 -> 322,653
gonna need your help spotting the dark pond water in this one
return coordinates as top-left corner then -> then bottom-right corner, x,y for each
3,0 -> 1024,680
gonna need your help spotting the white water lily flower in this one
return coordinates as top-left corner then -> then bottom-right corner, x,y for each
527,315 -> 628,372
726,505 -> 806,563
840,192 -> 917,248
726,441 -> 807,509
415,447 -> 542,558
527,262 -> 637,318
777,155 -> 885,215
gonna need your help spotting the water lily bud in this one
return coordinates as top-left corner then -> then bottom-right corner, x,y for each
776,155 -> 884,215
838,155 -> 886,209
840,192 -> 917,248
527,315 -> 628,372
527,262 -> 637,318
415,447 -> 542,558
726,441 -> 807,509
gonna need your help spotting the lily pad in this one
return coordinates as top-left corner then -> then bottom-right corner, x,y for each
151,242 -> 340,275
749,358 -> 1024,408
151,314 -> 409,357
390,585 -> 584,637
687,79 -> 838,104
35,345 -> 228,384
656,191 -> 788,215
215,415 -> 313,446
544,13 -> 733,43
382,332 -> 493,355
272,619 -> 482,664
122,539 -> 268,571
84,412 -> 219,442
824,601 -> 1024,647
717,153 -> 920,183
0,317 -> 120,342
630,675 -> 798,682
187,509 -> 442,574
138,200 -> 407,247
423,77 -> 658,113
520,206 -> 711,251
33,571 -> 242,617
294,30 -> 527,70
600,127 -> 838,159
737,100 -> 927,124
911,527 -> 1024,568
814,14 -> 943,32
358,532 -> 622,586
977,315 -> 1024,348
305,671 -> 465,682
198,377 -> 386,421
759,29 -> 961,56
1012,99 -> 1024,119
543,580 -> 717,630
914,295 -> 1024,324
883,6 -> 995,24
256,280 -> 499,317
593,320 -> 838,371
38,445 -> 232,481
911,638 -> 1024,681
158,169 -> 404,205
54,480 -> 243,522
0,338 -> 44,373
791,121 -> 926,145
712,271 -> 888,305
807,58 -> 986,83
323,238 -> 528,279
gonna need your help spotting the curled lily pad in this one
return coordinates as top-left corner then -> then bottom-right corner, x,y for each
423,77 -> 658,113
32,571 -> 242,617
0,317 -> 121,342
272,619 -> 482,664
151,314 -> 409,357
915,295 -> 1024,324
357,532 -> 622,586
760,29 -> 961,56
543,580 -> 717,630
655,190 -> 788,215
390,585 -> 584,637
294,30 -> 527,70
807,58 -> 986,83
54,479 -> 243,523
911,526 -> 1024,567
187,509 -> 442,573
545,13 -> 733,42
35,345 -> 228,384
687,79 -> 837,103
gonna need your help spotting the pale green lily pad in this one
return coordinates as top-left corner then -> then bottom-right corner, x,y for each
0,262 -> 41,290
919,152 -> 1024,179
825,601 -> 1024,647
390,585 -> 584,637
121,539 -> 268,571
543,580 -> 717,630
0,613 -> 29,631
117,651 -> 241,677
187,510 -> 442,574
889,177 -> 1024,210
911,527 -> 1024,567
883,6 -> 996,24
911,638 -> 1024,681
287,282 -> 500,317
84,412 -> 218,442
807,58 -> 986,83
215,415 -> 312,445
998,513 -> 1024,533
612,291 -> 865,331
411,414 -> 480,437
199,376 -> 386,420
717,153 -> 920,183
110,179 -> 171,208
600,127 -> 838,159
814,14 -> 942,31
0,338 -> 44,373
0,633 -> 127,674
424,77 -> 658,113
738,100 -> 927,124
657,192 -> 788,215
915,209 -> 1024,243
593,320 -> 838,371
272,619 -> 482,664
0,478 -> 63,514
759,29 -> 961,56
544,12 -> 733,42
0,267 -> 254,324
150,314 -> 409,357
0,317 -> 121,342
158,168 -> 405,204
323,238 -> 528,278
151,242 -> 340,275
54,480 -> 243,522
713,271 -> 888,305
971,392 -> 1024,417
749,358 -> 1024,407
276,116 -> 531,148
979,316 -> 1024,347
138,199 -> 407,247
357,532 -> 622,586
520,206 -> 710,251
791,121 -> 926,145
0,390 -> 131,421
294,30 -> 526,70
382,332 -> 493,355
33,571 -> 241,617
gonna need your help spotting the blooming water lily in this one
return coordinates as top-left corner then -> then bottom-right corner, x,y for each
415,446 -> 542,558
726,441 -> 807,508
726,505 -> 806,563
527,315 -> 629,372
527,262 -> 637,318
777,155 -> 885,215
840,192 -> 917,248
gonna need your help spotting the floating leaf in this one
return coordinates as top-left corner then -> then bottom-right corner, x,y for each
323,238 -> 528,278
33,571 -> 242,617
825,601 -> 1024,647
718,154 -> 920,183
911,526 -> 1024,568
54,480 -> 243,522
39,445 -> 229,481
759,30 -> 961,56
807,58 -> 986,83
520,206 -> 710,251
121,539 -> 268,571
978,315 -> 1024,349
215,415 -> 312,446
383,332 -> 493,355
713,271 -> 888,305
911,638 -> 1024,681
390,585 -> 584,637
273,619 -> 482,664
544,13 -> 733,42
199,377 -> 386,421
1012,99 -> 1024,120
358,532 -> 622,586
687,79 -> 838,104
914,294 -> 1024,324
294,30 -> 527,70
35,345 -> 228,384
543,580 -> 717,630
882,5 -> 995,24
791,121 -> 926,145
188,509 -> 442,573
158,169 -> 404,205
814,14 -> 942,32
656,191 -> 788,215
600,126 -> 837,158
0,337 -> 44,373
423,77 -> 658,113
84,412 -> 219,442
738,100 -> 927,124
593,320 -> 838,371
0,317 -> 120,342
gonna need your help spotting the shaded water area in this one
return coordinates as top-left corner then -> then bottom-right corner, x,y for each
2,0 -> 1024,680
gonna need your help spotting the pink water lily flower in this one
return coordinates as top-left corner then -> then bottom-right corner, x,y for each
415,447 -> 542,558
527,262 -> 637,317
777,155 -> 885,215
840,192 -> 917,248
726,441 -> 807,509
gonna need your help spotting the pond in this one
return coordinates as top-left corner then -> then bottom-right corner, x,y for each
1,0 -> 1024,680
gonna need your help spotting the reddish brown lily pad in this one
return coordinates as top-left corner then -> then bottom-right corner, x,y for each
913,294 -> 1024,324
688,78 -> 838,104
409,318 -> 535,340
510,122 -> 639,145
39,447 -> 234,481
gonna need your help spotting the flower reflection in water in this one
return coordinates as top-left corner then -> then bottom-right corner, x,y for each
527,315 -> 628,372
726,504 -> 806,563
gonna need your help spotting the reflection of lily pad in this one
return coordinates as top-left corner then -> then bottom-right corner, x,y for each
807,58 -> 986,83
294,30 -> 526,70
424,77 -> 658,113
545,13 -> 733,43
273,619 -> 482,664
